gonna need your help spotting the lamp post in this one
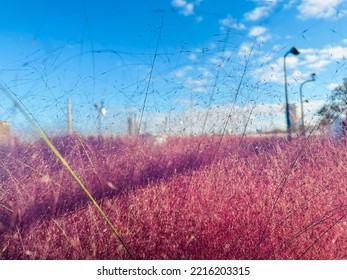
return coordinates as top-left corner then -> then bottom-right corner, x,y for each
67,97 -> 73,136
283,47 -> 300,138
299,73 -> 316,136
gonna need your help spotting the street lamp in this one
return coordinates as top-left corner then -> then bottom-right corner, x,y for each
284,47 -> 300,138
94,101 -> 107,136
299,73 -> 316,136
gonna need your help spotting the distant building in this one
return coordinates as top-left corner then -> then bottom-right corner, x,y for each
127,114 -> 139,136
0,121 -> 10,146
288,104 -> 299,131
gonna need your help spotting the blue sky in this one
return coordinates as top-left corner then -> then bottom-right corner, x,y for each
1,0 -> 347,136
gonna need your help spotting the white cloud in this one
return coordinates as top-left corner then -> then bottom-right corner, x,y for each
191,87 -> 207,93
188,48 -> 202,61
319,45 -> 347,59
222,50 -> 232,58
308,59 -> 330,70
208,56 -> 224,66
327,82 -> 341,91
245,6 -> 271,21
248,26 -> 272,42
185,77 -> 208,93
183,3 -> 194,16
254,44 -> 347,84
285,56 -> 299,68
248,26 -> 266,37
172,0 -> 186,7
238,42 -> 253,58
171,0 -> 202,16
299,49 -> 330,71
258,53 -> 274,64
303,54 -> 320,63
244,0 -> 280,21
299,47 -> 317,54
250,0 -> 279,4
172,66 -> 193,78
255,56 -> 302,84
219,15 -> 246,30
257,34 -> 272,43
206,50 -> 232,67
297,0 -> 346,19
198,67 -> 211,77
284,0 -> 298,9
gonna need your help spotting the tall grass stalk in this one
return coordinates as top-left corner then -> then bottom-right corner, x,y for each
0,83 -> 133,259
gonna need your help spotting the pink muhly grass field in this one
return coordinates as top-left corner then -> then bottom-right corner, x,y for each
0,135 -> 346,259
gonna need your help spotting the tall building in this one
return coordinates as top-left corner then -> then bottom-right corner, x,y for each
288,104 -> 299,131
0,121 -> 10,146
127,114 -> 139,136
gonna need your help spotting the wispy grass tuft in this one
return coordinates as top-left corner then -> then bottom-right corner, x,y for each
1,135 -> 346,259
1,82 -> 133,259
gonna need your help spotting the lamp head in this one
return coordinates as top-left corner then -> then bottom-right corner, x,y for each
101,107 -> 107,116
311,73 -> 316,81
290,47 -> 300,56
100,101 -> 107,116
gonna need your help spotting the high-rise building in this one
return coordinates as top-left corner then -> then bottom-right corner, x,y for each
0,121 -> 10,146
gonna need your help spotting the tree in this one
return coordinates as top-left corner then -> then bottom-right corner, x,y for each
318,78 -> 347,125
